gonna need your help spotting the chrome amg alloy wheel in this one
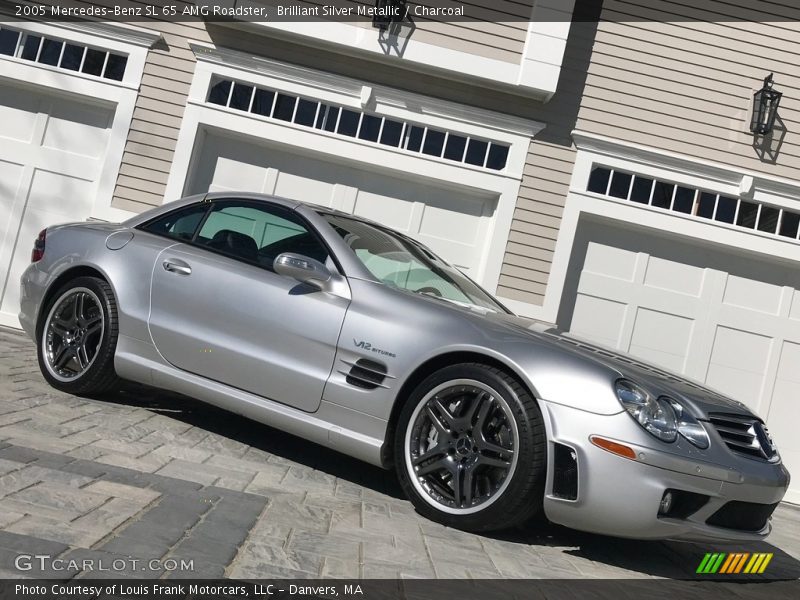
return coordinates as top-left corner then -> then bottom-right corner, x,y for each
43,288 -> 104,382
404,379 -> 519,514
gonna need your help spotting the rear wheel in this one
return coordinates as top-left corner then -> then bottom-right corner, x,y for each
395,363 -> 546,532
37,276 -> 121,396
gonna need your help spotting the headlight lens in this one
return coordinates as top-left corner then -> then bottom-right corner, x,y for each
615,380 -> 677,442
665,397 -> 710,449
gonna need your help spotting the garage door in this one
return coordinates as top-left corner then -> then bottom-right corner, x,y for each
0,82 -> 113,327
186,131 -> 497,279
562,218 -> 800,502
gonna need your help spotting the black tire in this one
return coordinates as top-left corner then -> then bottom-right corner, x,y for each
394,363 -> 546,532
36,276 -> 121,396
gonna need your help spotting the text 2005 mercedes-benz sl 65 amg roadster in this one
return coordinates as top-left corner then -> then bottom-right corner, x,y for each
19,192 -> 790,539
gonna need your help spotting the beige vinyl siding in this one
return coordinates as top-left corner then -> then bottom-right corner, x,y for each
496,140 -> 572,305
577,0 -> 800,181
111,18 -> 211,211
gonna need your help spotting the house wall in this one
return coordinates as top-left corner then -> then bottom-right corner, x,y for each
502,0 -> 800,309
290,0 -> 530,63
577,0 -> 800,180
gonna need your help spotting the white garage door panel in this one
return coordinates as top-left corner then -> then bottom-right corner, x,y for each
629,307 -> 693,373
189,132 -> 496,277
566,220 -> 800,501
791,292 -> 800,320
0,83 -> 113,326
0,87 -> 39,143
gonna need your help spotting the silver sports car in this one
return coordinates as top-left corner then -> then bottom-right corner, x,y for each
19,192 -> 789,540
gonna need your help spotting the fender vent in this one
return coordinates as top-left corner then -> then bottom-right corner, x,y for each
552,443 -> 578,500
342,358 -> 388,390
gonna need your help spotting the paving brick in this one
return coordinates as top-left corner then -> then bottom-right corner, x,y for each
259,495 -> 333,533
0,469 -> 44,499
99,535 -> 170,560
171,535 -> 239,566
5,515 -> 107,548
9,481 -> 109,520
280,466 -> 337,495
322,556 -> 360,578
81,480 -> 161,504
115,519 -> 189,548
0,445 -> 39,464
193,435 -> 250,458
210,488 -> 268,518
15,465 -> 94,488
94,452 -> 170,473
288,530 -> 361,561
0,530 -> 70,555
5,435 -> 80,455
0,510 -> 24,528
71,497 -> 150,531
149,444 -> 213,463
0,458 -> 23,476
230,539 -> 323,577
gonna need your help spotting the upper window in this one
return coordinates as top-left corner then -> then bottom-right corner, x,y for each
139,201 -> 329,269
0,26 -> 128,81
139,204 -> 209,241
587,165 -> 800,242
206,77 -> 510,172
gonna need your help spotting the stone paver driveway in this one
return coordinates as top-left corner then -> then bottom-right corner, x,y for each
1,326 -> 799,580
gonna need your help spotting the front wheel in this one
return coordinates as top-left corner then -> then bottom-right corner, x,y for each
37,276 -> 121,396
394,363 -> 546,532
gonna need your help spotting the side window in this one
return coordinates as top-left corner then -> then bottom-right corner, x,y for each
195,201 -> 329,268
139,204 -> 208,240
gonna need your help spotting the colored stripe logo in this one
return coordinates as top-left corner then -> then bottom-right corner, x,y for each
696,552 -> 773,574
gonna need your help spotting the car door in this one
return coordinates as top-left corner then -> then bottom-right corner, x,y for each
146,199 -> 349,412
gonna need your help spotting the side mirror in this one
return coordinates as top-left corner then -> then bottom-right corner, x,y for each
274,252 -> 332,289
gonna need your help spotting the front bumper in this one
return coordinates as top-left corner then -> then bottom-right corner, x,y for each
540,401 -> 790,541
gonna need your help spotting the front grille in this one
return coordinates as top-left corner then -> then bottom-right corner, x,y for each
706,501 -> 778,532
708,413 -> 778,462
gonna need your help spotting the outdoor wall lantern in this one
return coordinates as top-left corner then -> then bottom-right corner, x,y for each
372,0 -> 408,30
750,73 -> 783,135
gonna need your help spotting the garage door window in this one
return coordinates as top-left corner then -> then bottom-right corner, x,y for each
586,165 -> 800,241
205,76 -> 510,172
0,25 -> 127,81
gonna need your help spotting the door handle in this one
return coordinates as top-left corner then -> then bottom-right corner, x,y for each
162,260 -> 192,275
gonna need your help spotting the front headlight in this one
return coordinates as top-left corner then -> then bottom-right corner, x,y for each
665,396 -> 710,449
615,380 -> 711,448
615,380 -> 677,442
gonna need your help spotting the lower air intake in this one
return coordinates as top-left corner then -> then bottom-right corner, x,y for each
706,500 -> 778,532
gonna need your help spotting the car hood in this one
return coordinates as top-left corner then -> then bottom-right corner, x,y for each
483,311 -> 757,421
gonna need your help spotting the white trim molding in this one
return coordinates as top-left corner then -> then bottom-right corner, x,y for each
165,52 -> 544,293
517,133 -> 800,324
0,21 -> 150,223
202,0 -> 574,99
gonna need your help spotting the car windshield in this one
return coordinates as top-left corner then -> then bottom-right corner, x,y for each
321,213 -> 509,313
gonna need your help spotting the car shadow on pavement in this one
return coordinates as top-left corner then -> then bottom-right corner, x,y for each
99,383 -> 405,499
